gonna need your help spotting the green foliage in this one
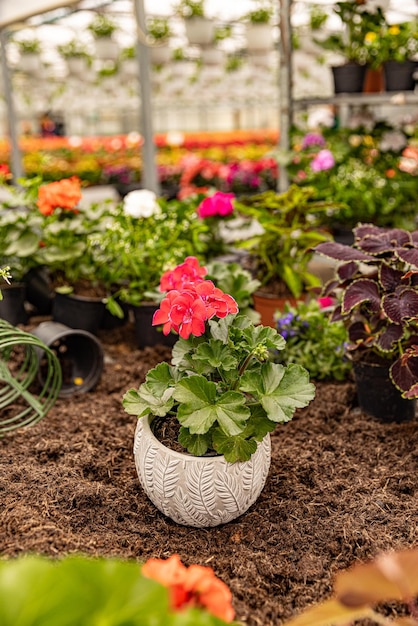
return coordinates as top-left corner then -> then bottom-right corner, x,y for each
0,554 -> 231,625
88,14 -> 118,38
234,185 -> 333,297
15,38 -> 42,54
274,299 -> 351,382
57,40 -> 90,59
123,314 -> 315,463
365,20 -> 418,66
244,3 -> 273,24
147,17 -> 172,40
176,0 -> 206,19
206,260 -> 261,322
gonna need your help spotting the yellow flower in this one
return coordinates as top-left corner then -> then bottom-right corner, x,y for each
365,32 -> 377,44
363,135 -> 374,147
388,25 -> 400,36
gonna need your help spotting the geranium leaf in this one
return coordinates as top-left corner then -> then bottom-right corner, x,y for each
342,279 -> 380,314
212,429 -> 258,463
174,377 -> 250,435
145,362 -> 177,394
178,427 -> 212,457
240,362 -> 315,423
240,324 -> 286,351
193,340 -> 238,371
383,289 -> 418,323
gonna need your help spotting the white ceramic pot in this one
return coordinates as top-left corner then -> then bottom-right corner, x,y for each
246,23 -> 273,51
66,57 -> 88,77
94,38 -> 119,61
150,44 -> 171,66
201,47 -> 223,66
184,17 -> 215,46
133,416 -> 271,527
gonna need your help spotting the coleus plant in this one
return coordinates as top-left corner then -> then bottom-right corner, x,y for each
123,256 -> 315,463
315,224 -> 418,399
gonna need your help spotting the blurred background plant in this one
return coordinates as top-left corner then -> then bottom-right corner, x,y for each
273,299 -> 351,382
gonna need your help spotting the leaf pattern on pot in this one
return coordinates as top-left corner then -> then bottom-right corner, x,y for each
172,487 -> 216,527
184,463 -> 217,514
214,470 -> 241,513
152,456 -> 181,505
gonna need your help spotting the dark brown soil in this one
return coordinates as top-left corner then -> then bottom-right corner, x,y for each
1,319 -> 418,626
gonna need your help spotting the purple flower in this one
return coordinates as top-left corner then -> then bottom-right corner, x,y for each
302,133 -> 326,150
311,149 -> 335,173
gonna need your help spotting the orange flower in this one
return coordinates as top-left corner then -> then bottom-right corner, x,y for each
142,554 -> 235,622
386,168 -> 396,178
36,176 -> 82,215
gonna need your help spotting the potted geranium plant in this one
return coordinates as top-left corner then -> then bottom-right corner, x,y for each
233,185 -> 334,325
315,223 -> 418,422
123,256 -> 315,527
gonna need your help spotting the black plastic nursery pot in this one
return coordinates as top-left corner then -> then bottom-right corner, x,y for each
0,283 -> 28,326
383,60 -> 417,92
353,360 -> 416,423
132,303 -> 177,349
31,321 -> 104,397
23,267 -> 54,315
52,292 -> 107,335
332,63 -> 367,94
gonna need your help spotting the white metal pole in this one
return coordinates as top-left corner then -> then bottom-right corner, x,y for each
278,0 -> 292,193
0,29 -> 24,181
132,0 -> 160,195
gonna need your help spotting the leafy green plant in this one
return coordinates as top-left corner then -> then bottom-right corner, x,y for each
244,4 -> 273,24
206,260 -> 261,323
57,39 -> 90,59
282,547 -> 418,626
147,16 -> 172,40
16,38 -> 42,54
365,20 -> 418,66
0,554 -> 234,625
315,224 -> 418,399
88,14 -> 118,38
123,256 -> 315,463
274,299 -> 351,381
176,0 -> 205,19
315,1 -> 386,65
233,185 -> 333,298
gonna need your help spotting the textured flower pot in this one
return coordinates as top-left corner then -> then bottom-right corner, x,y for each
52,292 -> 106,335
383,60 -> 416,92
32,321 -> 104,397
332,64 -> 367,94
0,283 -> 28,326
133,416 -> 271,527
353,360 -> 416,423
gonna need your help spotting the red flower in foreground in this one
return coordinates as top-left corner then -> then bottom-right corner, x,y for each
36,176 -> 82,216
159,256 -> 207,292
195,281 -> 238,319
142,554 -> 235,622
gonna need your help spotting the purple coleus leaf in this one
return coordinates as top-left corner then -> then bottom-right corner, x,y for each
337,261 -> 362,281
315,241 -> 374,263
355,226 -> 412,255
396,248 -> 418,268
374,323 -> 403,351
390,346 -> 418,397
380,263 -> 406,291
342,279 -> 380,314
382,287 -> 418,323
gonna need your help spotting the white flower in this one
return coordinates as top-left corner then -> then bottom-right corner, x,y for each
307,107 -> 335,130
123,189 -> 160,218
379,131 -> 407,153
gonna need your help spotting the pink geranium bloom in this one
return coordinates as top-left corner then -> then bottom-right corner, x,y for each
160,257 -> 207,292
197,191 -> 235,219
152,291 -> 181,335
195,281 -> 238,319
311,149 -> 335,173
169,292 -> 208,339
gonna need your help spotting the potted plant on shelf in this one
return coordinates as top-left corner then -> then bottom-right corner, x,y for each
123,255 -> 315,527
243,3 -> 274,51
233,185 -> 334,326
88,14 -> 119,61
147,16 -> 172,66
315,1 -> 387,93
315,223 -> 418,422
176,0 -> 216,47
375,21 -> 418,91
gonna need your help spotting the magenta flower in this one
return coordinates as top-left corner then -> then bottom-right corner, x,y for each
311,149 -> 335,173
197,191 -> 235,218
301,132 -> 326,149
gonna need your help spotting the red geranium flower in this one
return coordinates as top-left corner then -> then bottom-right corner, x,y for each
159,256 -> 207,292
195,280 -> 238,319
36,176 -> 82,216
142,554 -> 235,622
